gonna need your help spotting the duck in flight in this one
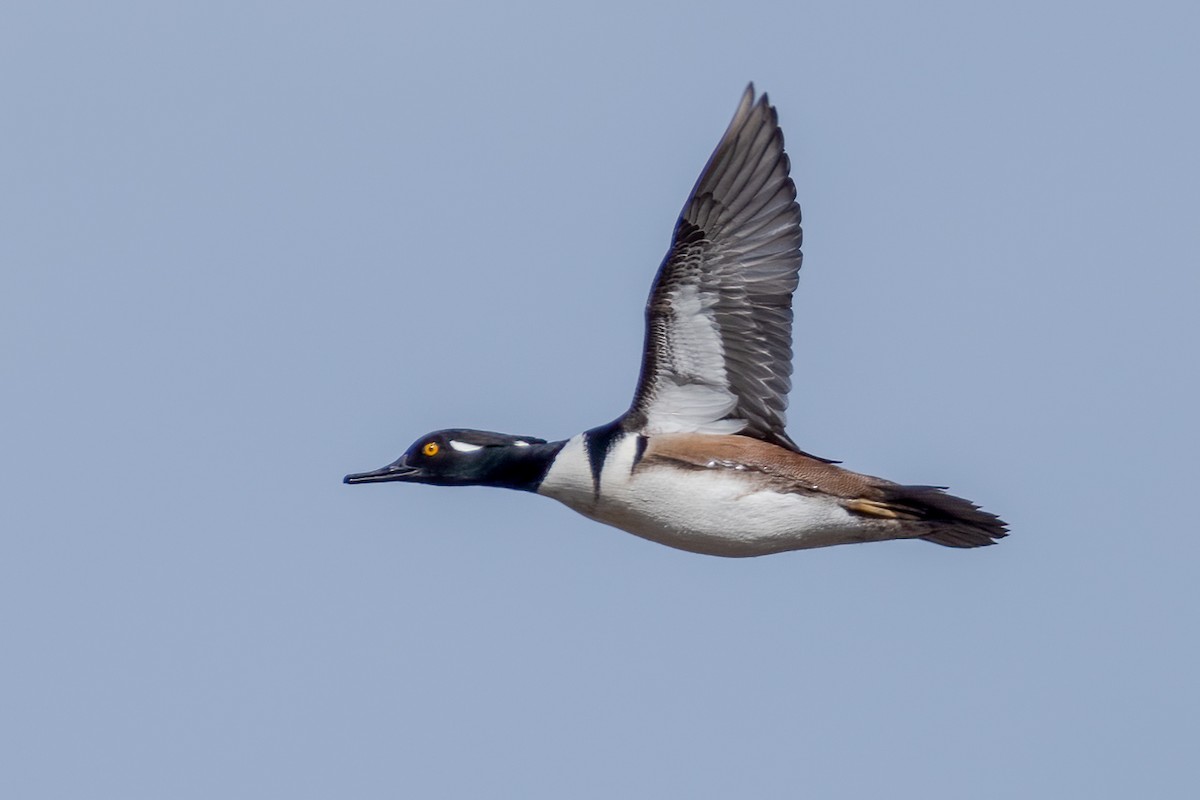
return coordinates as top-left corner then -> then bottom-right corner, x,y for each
345,85 -> 1007,557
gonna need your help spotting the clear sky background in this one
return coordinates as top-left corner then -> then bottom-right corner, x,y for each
3,1 -> 1198,797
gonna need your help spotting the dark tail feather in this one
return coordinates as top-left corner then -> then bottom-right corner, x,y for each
881,484 -> 1009,548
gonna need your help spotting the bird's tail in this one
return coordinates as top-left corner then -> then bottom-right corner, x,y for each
847,484 -> 1008,548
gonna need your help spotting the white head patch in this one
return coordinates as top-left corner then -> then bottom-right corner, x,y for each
449,440 -> 483,453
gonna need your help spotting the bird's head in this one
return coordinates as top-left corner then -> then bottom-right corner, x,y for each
344,429 -> 555,490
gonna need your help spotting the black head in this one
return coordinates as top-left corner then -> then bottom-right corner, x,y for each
344,429 -> 561,492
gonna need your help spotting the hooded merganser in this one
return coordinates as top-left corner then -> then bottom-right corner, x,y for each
345,86 -> 1007,557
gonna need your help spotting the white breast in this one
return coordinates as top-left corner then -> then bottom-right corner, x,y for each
539,434 -> 875,557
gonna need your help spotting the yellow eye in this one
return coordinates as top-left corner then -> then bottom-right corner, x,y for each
422,441 -> 440,457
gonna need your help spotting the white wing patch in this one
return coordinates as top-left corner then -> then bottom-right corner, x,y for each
644,283 -> 746,436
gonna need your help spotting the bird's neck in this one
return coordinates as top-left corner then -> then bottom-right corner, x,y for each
477,440 -> 567,492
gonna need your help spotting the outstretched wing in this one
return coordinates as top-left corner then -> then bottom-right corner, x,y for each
625,84 -> 811,453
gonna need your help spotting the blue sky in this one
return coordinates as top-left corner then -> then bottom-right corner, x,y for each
3,1 -> 1198,797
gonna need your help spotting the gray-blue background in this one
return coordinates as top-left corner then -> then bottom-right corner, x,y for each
4,1 -> 1197,797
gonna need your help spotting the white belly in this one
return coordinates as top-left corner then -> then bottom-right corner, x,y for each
538,434 -> 878,557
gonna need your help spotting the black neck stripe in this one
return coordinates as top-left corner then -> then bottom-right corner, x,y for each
584,419 -> 624,498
